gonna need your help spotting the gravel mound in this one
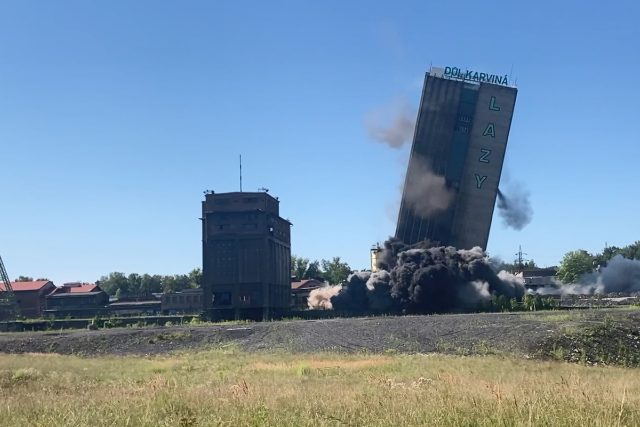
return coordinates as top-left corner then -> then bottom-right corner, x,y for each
1,309 -> 639,366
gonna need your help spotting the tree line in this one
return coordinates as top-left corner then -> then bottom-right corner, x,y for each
291,255 -> 352,285
14,254 -> 354,298
557,240 -> 640,283
96,269 -> 202,297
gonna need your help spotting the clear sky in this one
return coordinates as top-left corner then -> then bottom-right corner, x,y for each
1,0 -> 638,284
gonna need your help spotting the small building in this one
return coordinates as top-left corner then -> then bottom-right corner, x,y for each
291,279 -> 325,309
108,299 -> 162,316
518,268 -> 560,291
161,288 -> 203,314
0,280 -> 56,318
45,283 -> 109,318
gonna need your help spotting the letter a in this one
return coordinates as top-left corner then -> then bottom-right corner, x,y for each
483,123 -> 495,137
475,174 -> 487,189
489,96 -> 501,111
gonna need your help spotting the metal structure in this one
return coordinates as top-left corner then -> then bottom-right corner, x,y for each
0,255 -> 17,320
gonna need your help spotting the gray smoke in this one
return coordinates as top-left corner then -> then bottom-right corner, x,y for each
496,188 -> 532,230
315,238 -> 525,314
537,255 -> 640,296
403,157 -> 453,217
365,98 -> 416,148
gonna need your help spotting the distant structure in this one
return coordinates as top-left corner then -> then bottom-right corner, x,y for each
1,280 -> 56,318
370,243 -> 382,272
45,283 -> 109,318
202,191 -> 291,320
396,66 -> 518,249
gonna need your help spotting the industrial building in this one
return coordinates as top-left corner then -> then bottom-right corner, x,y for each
396,66 -> 518,249
0,280 -> 56,318
201,191 -> 291,320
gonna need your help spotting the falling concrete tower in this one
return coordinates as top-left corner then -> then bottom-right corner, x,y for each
396,66 -> 517,249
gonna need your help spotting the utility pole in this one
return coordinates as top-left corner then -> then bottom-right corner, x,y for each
514,245 -> 528,271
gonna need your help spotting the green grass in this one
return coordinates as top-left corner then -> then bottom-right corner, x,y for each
1,348 -> 639,426
521,311 -> 588,322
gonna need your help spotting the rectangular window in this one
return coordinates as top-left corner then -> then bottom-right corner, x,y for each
239,294 -> 251,304
213,292 -> 232,306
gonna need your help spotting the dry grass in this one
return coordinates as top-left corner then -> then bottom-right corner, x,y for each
1,347 -> 640,426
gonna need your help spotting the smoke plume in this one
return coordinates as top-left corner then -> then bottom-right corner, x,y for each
365,98 -> 416,148
403,158 -> 453,217
496,187 -> 532,230
537,255 -> 640,296
308,285 -> 342,310
309,238 -> 525,313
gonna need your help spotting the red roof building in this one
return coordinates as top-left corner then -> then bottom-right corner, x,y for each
0,280 -> 56,318
45,283 -> 109,318
291,279 -> 326,309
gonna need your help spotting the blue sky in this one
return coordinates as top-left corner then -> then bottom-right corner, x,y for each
1,1 -> 638,284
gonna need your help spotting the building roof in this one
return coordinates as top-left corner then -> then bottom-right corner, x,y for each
1,280 -> 54,292
47,291 -> 106,298
291,279 -> 325,290
69,284 -> 99,293
520,268 -> 558,278
48,284 -> 101,296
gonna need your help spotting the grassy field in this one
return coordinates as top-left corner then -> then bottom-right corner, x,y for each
1,347 -> 639,426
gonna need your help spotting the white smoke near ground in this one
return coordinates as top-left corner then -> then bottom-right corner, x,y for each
403,157 -> 454,217
498,270 -> 526,287
365,97 -> 416,149
308,285 -> 342,310
536,255 -> 640,296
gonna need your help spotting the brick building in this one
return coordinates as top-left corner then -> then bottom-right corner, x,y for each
0,280 -> 56,318
45,283 -> 109,318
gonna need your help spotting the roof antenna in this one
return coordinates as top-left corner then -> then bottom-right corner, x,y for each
239,154 -> 243,192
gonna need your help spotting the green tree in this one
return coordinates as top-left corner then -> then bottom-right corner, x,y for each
15,276 -> 34,282
557,250 -> 595,284
162,275 -> 177,293
188,268 -> 202,288
305,260 -> 323,280
139,274 -> 163,296
97,272 -> 129,296
127,273 -> 142,296
620,241 -> 640,260
291,255 -> 309,280
522,294 -> 535,311
321,257 -> 352,285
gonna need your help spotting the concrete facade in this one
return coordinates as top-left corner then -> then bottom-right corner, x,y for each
202,191 -> 291,320
396,70 -> 517,249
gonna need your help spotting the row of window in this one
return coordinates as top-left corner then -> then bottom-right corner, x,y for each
165,295 -> 201,305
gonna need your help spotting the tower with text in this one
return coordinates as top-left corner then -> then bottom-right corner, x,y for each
395,66 -> 517,249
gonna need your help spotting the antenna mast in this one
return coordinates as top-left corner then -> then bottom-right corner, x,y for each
239,154 -> 243,192
515,245 -> 528,271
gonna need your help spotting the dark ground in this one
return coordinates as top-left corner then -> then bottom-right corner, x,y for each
1,308 -> 639,366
